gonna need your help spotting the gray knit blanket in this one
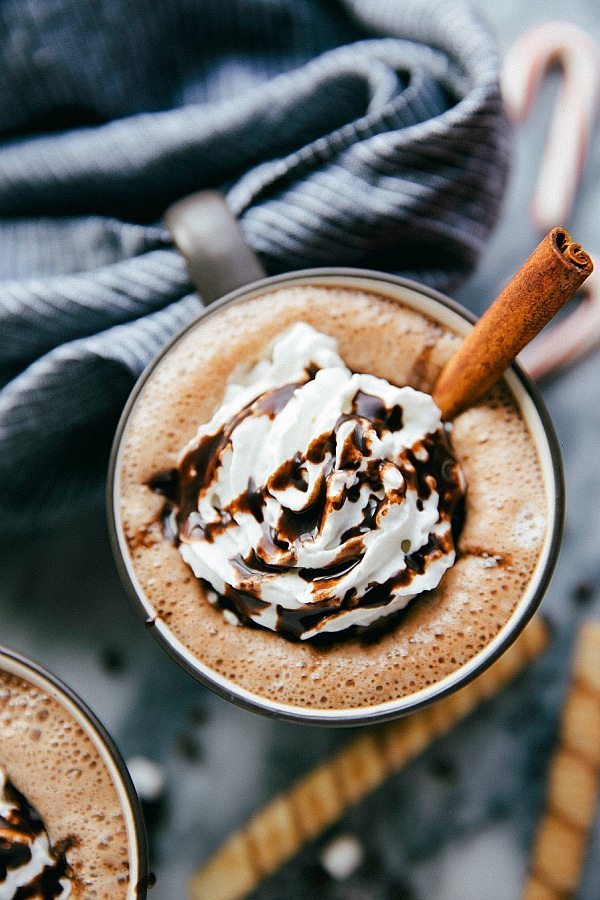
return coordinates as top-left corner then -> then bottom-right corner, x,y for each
0,0 -> 510,531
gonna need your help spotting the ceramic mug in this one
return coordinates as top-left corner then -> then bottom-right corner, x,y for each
108,193 -> 563,726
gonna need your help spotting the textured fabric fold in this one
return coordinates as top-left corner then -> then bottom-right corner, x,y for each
0,0 -> 511,531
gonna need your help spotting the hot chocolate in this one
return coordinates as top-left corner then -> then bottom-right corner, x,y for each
113,280 -> 553,718
0,653 -> 145,898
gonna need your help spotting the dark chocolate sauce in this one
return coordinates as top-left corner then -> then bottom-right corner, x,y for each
405,533 -> 445,575
253,381 -> 301,418
338,424 -> 367,469
298,556 -> 362,583
359,578 -> 395,607
340,493 -> 381,543
223,585 -> 270,618
147,467 -> 179,503
260,524 -> 292,555
352,390 -> 386,422
147,468 -> 181,543
0,779 -> 73,898
278,482 -> 328,544
273,609 -> 330,640
151,383 -> 303,543
451,495 -> 466,546
346,481 -> 361,503
402,431 -> 462,519
201,511 -> 234,543
182,382 -> 301,514
269,453 -> 308,492
147,372 -> 465,641
385,404 -> 403,432
179,430 -> 223,503
352,391 -> 403,434
234,478 -> 264,523
13,859 -> 72,899
231,551 -> 285,579
306,432 -> 336,464
0,839 -> 31,877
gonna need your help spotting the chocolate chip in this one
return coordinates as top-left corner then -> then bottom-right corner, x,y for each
428,756 -> 457,782
572,581 -> 595,604
100,647 -> 125,675
175,733 -> 203,762
188,703 -> 208,726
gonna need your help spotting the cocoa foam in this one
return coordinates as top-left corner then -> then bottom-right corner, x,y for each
116,284 -> 548,712
0,666 -> 134,898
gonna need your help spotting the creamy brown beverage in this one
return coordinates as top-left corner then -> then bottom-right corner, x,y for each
113,279 -> 554,720
0,652 -> 146,898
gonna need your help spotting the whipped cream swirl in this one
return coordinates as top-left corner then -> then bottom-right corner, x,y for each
156,324 -> 465,640
0,768 -> 72,899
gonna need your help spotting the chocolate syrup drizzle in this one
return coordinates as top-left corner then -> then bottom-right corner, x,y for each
149,375 -> 465,641
0,777 -> 73,898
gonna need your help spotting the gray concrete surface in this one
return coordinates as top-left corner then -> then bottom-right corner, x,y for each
1,1 -> 599,897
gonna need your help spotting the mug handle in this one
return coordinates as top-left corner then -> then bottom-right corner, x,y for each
167,192 -> 600,381
165,191 -> 266,305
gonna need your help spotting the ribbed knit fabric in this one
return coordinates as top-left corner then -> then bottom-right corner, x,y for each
0,0 -> 510,532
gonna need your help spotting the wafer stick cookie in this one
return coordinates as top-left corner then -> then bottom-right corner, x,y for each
523,622 -> 600,900
189,616 -> 549,900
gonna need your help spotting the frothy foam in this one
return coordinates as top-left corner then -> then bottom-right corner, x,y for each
0,667 -> 133,898
117,283 -> 548,711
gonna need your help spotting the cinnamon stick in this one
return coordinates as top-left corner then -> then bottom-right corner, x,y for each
433,228 -> 593,419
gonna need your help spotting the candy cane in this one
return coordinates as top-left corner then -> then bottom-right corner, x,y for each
501,21 -> 600,232
502,23 -> 600,379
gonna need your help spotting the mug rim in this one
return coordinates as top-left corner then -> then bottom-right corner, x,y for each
108,267 -> 564,726
0,644 -> 151,897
